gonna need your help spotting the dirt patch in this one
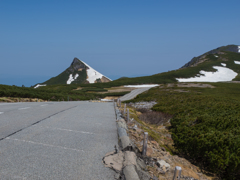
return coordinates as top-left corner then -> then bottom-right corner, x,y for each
73,87 -> 82,90
228,81 -> 240,83
101,76 -> 111,83
173,89 -> 190,93
106,86 -> 138,93
102,96 -> 119,100
0,97 -> 46,102
177,83 -> 215,88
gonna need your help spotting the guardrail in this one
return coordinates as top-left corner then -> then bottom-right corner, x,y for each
116,98 -> 183,180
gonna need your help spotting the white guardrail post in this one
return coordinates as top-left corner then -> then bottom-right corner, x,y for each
173,166 -> 182,180
142,132 -> 148,156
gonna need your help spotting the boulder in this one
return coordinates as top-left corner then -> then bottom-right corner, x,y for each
156,160 -> 171,173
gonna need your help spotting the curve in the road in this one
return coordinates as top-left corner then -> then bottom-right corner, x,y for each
120,87 -> 151,101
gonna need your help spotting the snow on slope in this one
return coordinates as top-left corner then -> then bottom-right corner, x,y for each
81,60 -> 112,83
221,63 -> 226,67
67,74 -> 79,84
176,66 -> 237,82
238,46 -> 240,53
34,84 -> 46,88
234,61 -> 240,65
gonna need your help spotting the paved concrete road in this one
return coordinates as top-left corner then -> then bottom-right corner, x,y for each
120,87 -> 151,101
0,101 -> 118,180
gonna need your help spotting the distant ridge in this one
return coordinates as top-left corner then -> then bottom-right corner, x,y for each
181,45 -> 240,68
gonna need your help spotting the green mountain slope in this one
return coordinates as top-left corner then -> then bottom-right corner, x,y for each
43,58 -> 88,85
109,44 -> 240,85
182,44 -> 240,68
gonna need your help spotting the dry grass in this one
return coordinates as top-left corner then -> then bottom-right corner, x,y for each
0,97 -> 46,102
105,86 -> 137,92
138,110 -> 173,126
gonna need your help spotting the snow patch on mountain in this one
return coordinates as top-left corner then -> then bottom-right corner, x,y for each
176,66 -> 237,82
234,61 -> 240,65
221,63 -> 226,67
34,84 -> 46,88
67,74 -> 79,84
238,46 -> 240,53
81,60 -> 112,83
74,74 -> 79,79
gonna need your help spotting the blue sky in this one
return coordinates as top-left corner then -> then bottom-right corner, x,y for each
0,0 -> 240,86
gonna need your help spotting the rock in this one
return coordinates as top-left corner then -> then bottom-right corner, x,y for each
136,158 -> 146,170
161,147 -> 166,151
136,165 -> 151,180
136,128 -> 142,133
120,136 -> 132,150
157,167 -> 166,174
123,151 -> 137,167
114,173 -> 121,179
133,124 -> 138,130
123,165 -> 140,180
117,118 -> 128,130
103,151 -> 124,172
151,140 -> 158,146
117,127 -> 127,138
156,160 -> 170,173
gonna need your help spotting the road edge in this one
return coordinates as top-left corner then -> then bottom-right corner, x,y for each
114,102 -> 141,180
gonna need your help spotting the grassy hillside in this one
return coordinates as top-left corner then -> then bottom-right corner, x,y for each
125,82 -> 240,179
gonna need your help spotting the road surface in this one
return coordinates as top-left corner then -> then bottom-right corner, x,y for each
119,87 -> 151,101
0,101 -> 118,179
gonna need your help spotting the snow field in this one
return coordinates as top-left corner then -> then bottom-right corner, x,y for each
81,60 -> 112,83
234,61 -> 240,65
34,84 -> 46,88
124,84 -> 159,88
176,66 -> 237,82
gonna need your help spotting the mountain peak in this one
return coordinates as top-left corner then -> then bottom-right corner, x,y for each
37,58 -> 111,86
72,57 -> 81,65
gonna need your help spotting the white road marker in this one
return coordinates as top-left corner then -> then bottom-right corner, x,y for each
6,137 -> 84,152
18,107 -> 30,110
0,112 -> 4,114
42,126 -> 94,135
